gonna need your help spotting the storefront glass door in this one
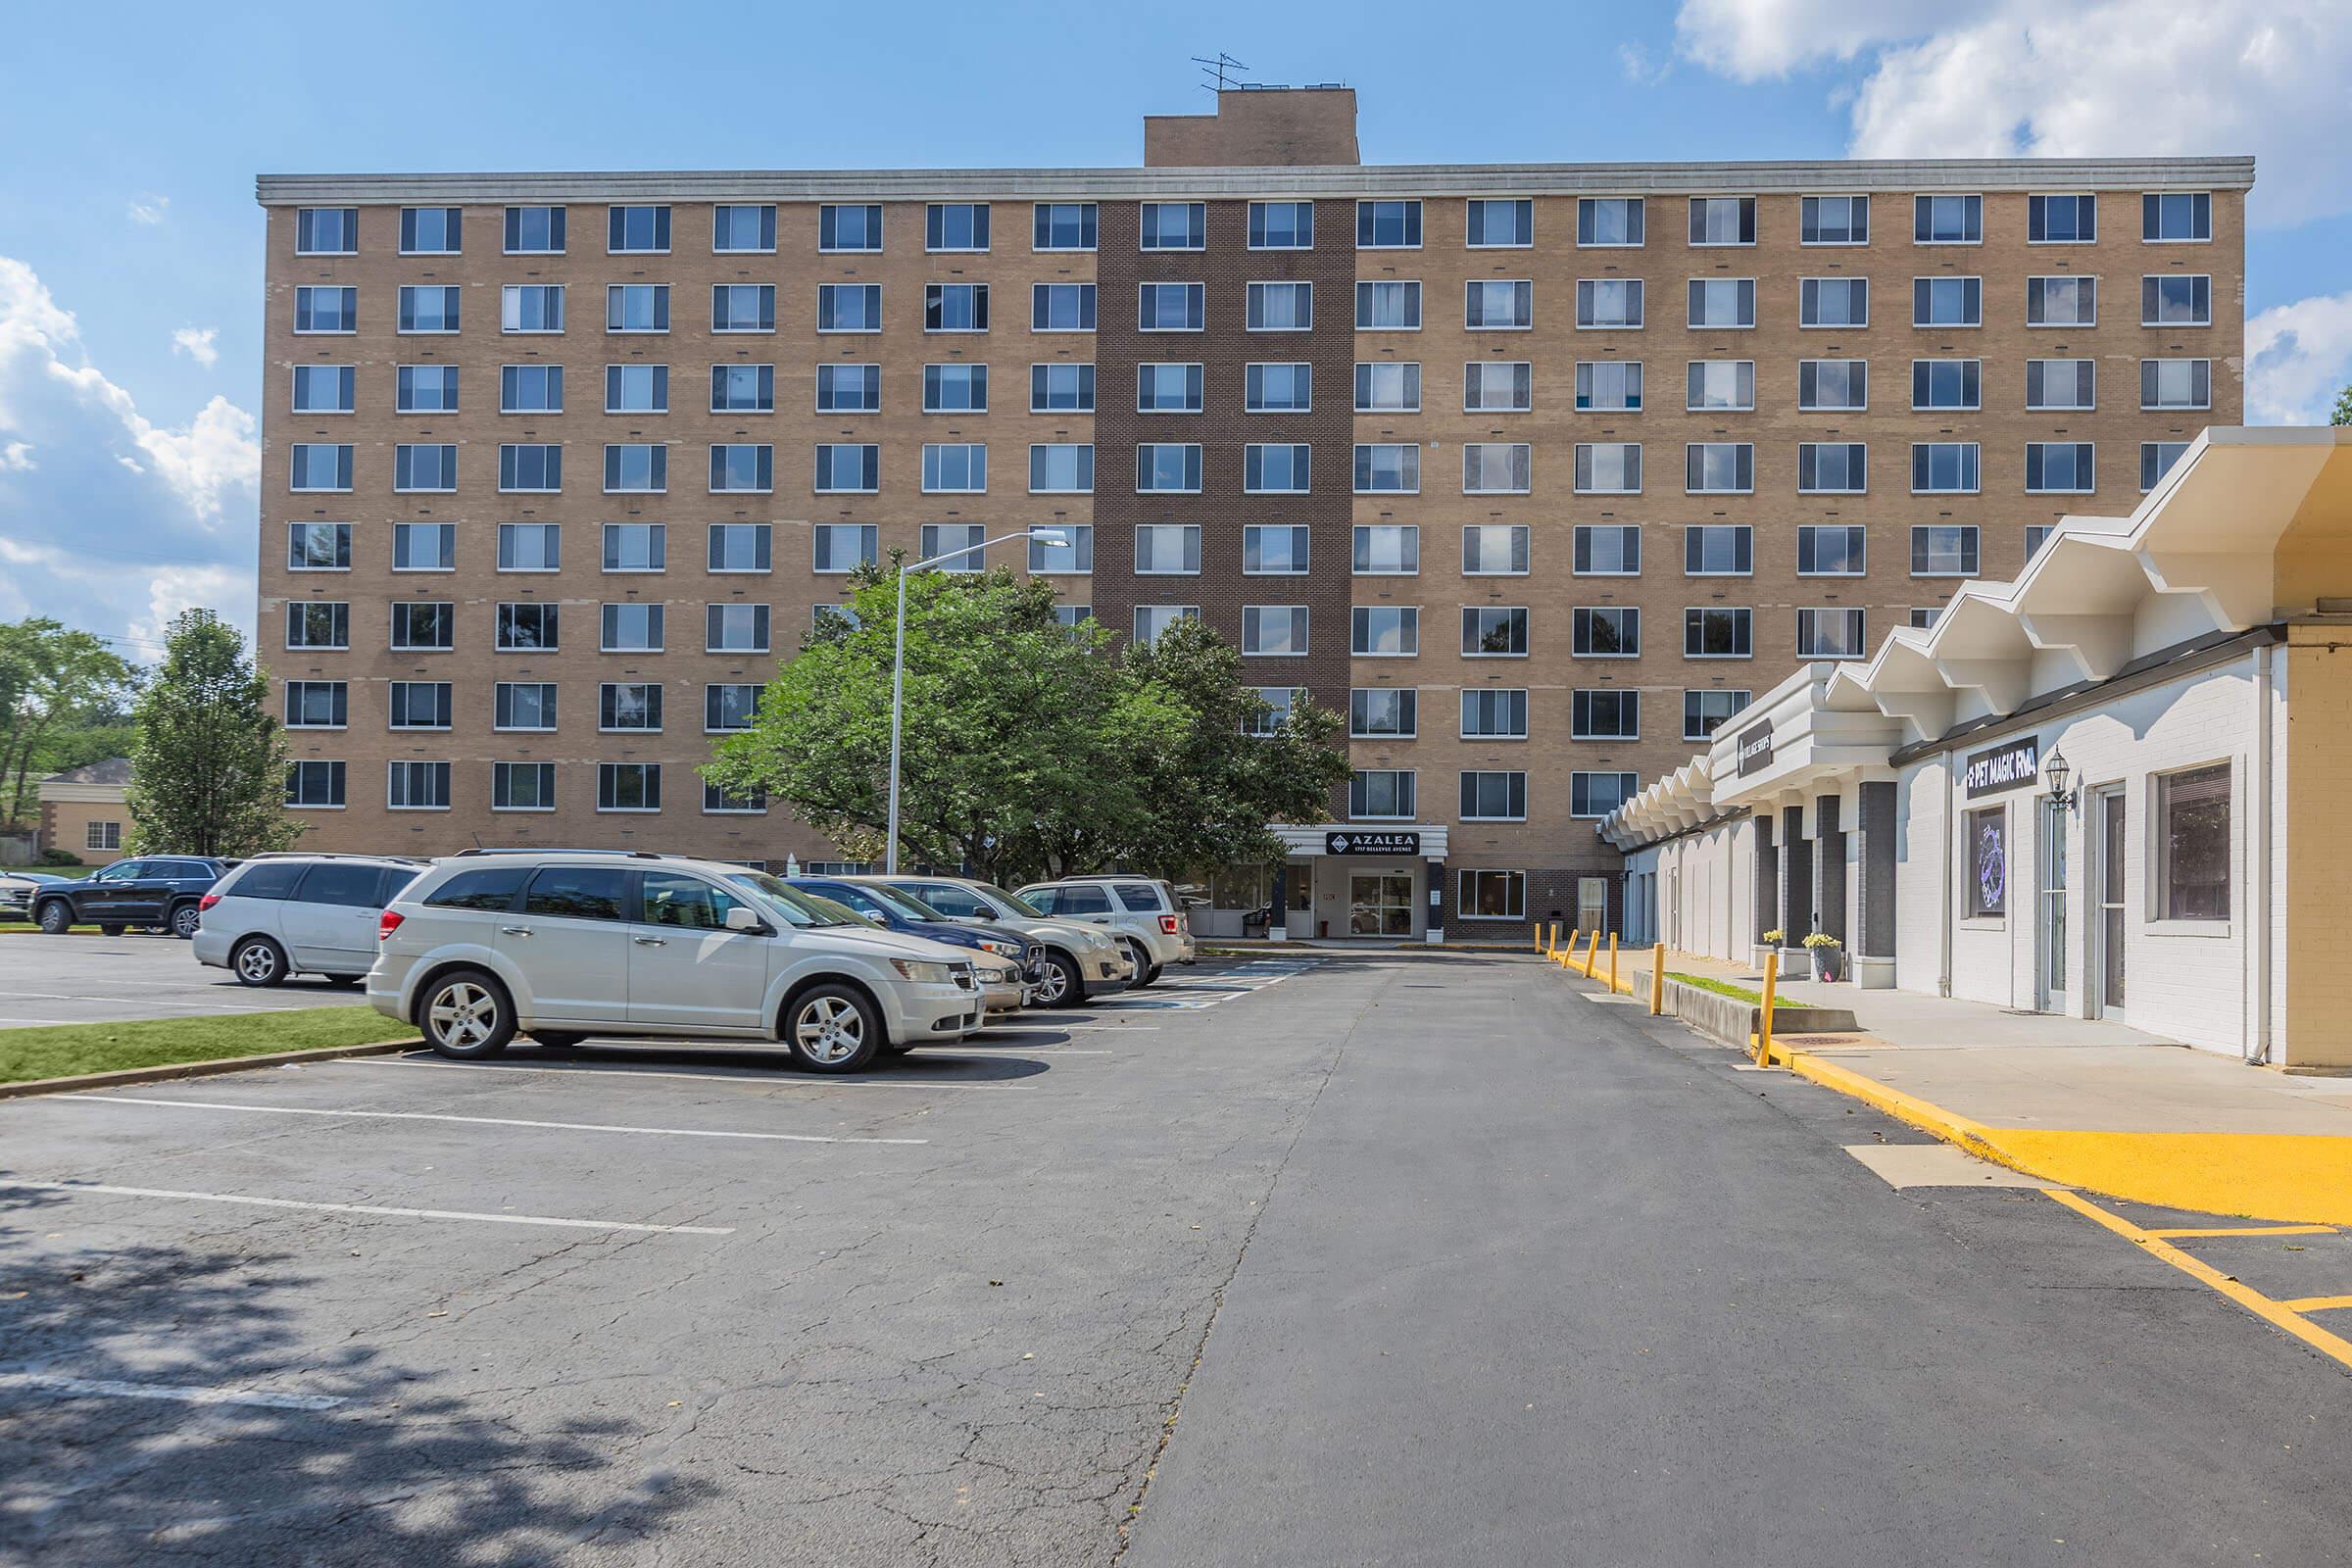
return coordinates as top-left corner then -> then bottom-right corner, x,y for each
1348,874 -> 1415,937
2037,798 -> 2068,1011
1577,877 -> 1608,935
2093,786 -> 2127,1014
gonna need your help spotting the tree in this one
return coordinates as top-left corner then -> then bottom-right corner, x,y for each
2332,382 -> 2352,427
0,618 -> 137,832
124,610 -> 301,857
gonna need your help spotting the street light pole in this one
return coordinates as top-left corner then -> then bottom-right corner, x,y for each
884,526 -> 1067,874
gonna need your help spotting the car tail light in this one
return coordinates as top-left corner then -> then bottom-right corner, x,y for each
1159,914 -> 1179,935
197,893 -> 221,912
377,909 -> 404,941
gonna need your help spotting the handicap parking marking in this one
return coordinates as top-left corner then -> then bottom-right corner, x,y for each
1,1180 -> 735,1235
0,1371 -> 346,1413
50,1092 -> 931,1145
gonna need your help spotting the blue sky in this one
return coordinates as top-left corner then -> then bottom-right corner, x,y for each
2,0 -> 2347,660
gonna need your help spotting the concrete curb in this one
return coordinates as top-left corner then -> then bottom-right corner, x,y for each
0,1039 -> 420,1101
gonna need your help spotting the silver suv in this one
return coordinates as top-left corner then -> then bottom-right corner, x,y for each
368,852 -> 985,1072
194,854 -> 427,987
860,876 -> 1134,1007
1016,877 -> 1197,985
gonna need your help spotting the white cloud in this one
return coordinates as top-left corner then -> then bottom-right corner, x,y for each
2247,292 -> 2352,424
126,194 -> 170,226
172,325 -> 219,368
1617,41 -> 1674,85
127,564 -> 256,657
1676,0 -> 1966,77
0,440 -> 30,471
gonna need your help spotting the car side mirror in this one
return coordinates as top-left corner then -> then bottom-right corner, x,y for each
723,906 -> 766,934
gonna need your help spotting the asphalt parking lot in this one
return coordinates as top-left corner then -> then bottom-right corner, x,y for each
0,932 -> 358,1027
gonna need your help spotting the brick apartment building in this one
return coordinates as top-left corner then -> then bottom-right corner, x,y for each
253,88 -> 2248,940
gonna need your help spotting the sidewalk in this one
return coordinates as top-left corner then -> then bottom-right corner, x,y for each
1609,948 -> 2352,1225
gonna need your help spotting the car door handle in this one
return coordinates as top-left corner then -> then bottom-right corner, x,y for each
500,925 -> 533,936
632,935 -> 666,947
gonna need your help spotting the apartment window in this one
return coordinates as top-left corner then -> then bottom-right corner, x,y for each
710,443 -> 773,493
388,682 -> 452,730
1030,524 -> 1093,573
495,683 -> 558,732
921,442 -> 987,493
391,521 -> 456,571
1571,773 -> 1638,819
600,603 -> 664,652
287,521 -> 350,571
2141,358 -> 2211,409
501,283 -> 564,333
1687,360 -> 1755,412
386,761 -> 452,811
389,602 -> 454,651
286,760 -> 346,809
605,363 -> 668,414
2026,524 -> 2058,562
1684,689 -> 1752,741
1351,606 -> 1420,656
1461,689 -> 1529,739
1687,278 -> 1756,328
709,522 -> 772,573
1241,606 -> 1308,657
812,443 -> 879,493
1354,362 -> 1421,412
1911,523 -> 1980,575
820,204 -> 883,252
1354,281 -> 1420,330
1243,524 -> 1310,574
295,206 -> 357,254
396,365 -> 459,414
1133,281 -> 1201,333
1133,524 -> 1201,575
498,443 -> 561,493
2142,274 -> 2212,326
925,283 -> 989,332
2027,359 -> 2095,411
1137,443 -> 1202,493
1248,281 -> 1313,332
1685,442 -> 1753,494
504,205 -> 565,254
1799,277 -> 1869,328
1350,688 -> 1416,739
712,204 -> 776,253
1353,443 -> 1420,493
706,683 -> 764,732
1462,443 -> 1531,495
1033,202 -> 1097,251
1913,276 -> 1983,327
816,283 -> 882,332
1033,282 -> 1097,332
1798,443 -> 1867,495
602,284 -> 668,334
1349,770 -> 1417,820
1799,359 -> 1867,411
2026,442 -> 2095,493
395,443 -> 458,492
919,523 -> 988,571
1797,523 -> 1866,574
1356,200 -> 1422,248
1352,524 -> 1419,574
702,781 -> 766,815
1576,278 -> 1643,327
1575,607 -> 1639,658
1796,608 -> 1868,659
2141,441 -> 2191,492
1457,869 -> 1528,921
1914,194 -> 1982,243
1571,690 -> 1640,742
1031,363 -> 1096,413
293,286 -> 356,333
1139,202 -> 1206,250
498,522 -> 561,571
396,207 -> 459,255
1573,442 -> 1642,494
2156,762 -> 2230,918
1574,361 -> 1640,412
1137,363 -> 1204,414
1570,526 -> 1639,578
2028,275 -> 2098,327
1459,771 -> 1528,821
706,604 -> 770,654
2142,192 -> 2212,242
1911,443 -> 1981,494
285,681 -> 347,729
492,762 -> 558,812
500,364 -> 564,414
1244,687 -> 1300,738
1684,607 -> 1750,659
1458,197 -> 1530,247
1690,197 -> 1756,246
291,365 -> 355,415
1912,358 -> 1983,410
1466,279 -> 1534,329
1245,443 -> 1310,495
1578,197 -> 1643,246
396,285 -> 459,333
1247,363 -> 1312,412
2030,194 -> 2097,243
289,443 -> 354,492
495,601 -> 559,651
1801,194 -> 1869,245
1132,606 -> 1198,645
911,363 -> 981,415
597,763 -> 662,812
285,602 -> 349,650
601,522 -> 665,572
712,284 -> 776,333
926,203 -> 990,252
1685,524 -> 1752,576
1249,200 -> 1313,249
1463,524 -> 1529,576
1030,443 -> 1094,493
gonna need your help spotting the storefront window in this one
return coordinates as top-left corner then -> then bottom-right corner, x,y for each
1458,869 -> 1526,920
1210,863 -> 1268,911
1967,806 -> 2007,918
2157,762 -> 2230,919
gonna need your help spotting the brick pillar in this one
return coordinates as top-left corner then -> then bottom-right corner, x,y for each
1816,796 -> 1847,945
1752,813 -> 1778,948
1781,805 -> 1812,944
1269,862 -> 1289,942
1858,781 -> 1898,962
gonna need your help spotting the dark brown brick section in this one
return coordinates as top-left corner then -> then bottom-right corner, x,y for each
1092,201 -> 1355,716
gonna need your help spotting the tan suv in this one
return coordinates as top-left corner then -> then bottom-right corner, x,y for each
1015,877 -> 1197,987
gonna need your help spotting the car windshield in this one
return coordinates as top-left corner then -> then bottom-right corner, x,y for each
862,882 -> 949,921
798,890 -> 881,929
976,884 -> 1048,918
725,870 -> 856,928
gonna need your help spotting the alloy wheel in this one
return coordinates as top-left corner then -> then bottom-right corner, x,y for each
794,996 -> 865,1064
429,982 -> 499,1050
235,942 -> 280,984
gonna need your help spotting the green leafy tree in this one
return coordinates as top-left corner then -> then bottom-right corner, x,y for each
2331,382 -> 2352,427
124,610 -> 301,857
0,617 -> 137,832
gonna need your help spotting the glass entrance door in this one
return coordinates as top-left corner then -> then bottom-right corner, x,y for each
1348,873 -> 1416,936
2093,787 -> 2127,1014
2037,797 -> 2068,1011
1576,877 -> 1608,935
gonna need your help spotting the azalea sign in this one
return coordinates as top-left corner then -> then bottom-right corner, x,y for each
1325,830 -> 1421,857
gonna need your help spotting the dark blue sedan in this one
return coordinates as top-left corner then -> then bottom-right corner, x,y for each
787,877 -> 1042,1011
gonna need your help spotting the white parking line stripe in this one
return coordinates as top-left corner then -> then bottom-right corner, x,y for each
1,991 -> 318,1014
54,1094 -> 929,1146
3,1180 -> 734,1235
325,1058 -> 997,1089
0,1371 -> 345,1412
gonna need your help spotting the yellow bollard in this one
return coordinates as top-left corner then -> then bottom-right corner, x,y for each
1649,943 -> 1666,1015
1755,951 -> 1780,1065
1581,927 -> 1601,977
1608,932 -> 1620,994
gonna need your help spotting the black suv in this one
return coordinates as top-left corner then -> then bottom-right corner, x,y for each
33,856 -> 237,939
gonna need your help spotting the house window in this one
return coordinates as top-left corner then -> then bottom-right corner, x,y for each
1249,201 -> 1313,249
391,521 -> 456,571
1911,524 -> 1981,575
285,521 -> 351,573
1355,280 -> 1421,330
495,683 -> 558,732
1573,524 -> 1639,576
85,819 -> 123,851
285,602 -> 349,650
1799,277 -> 1868,327
606,284 -> 669,333
1139,202 -> 1206,250
1799,359 -> 1867,411
1577,198 -> 1643,246
387,761 -> 452,811
819,204 -> 884,252
1033,202 -> 1097,251
599,603 -> 664,653
924,283 -> 989,332
1240,606 -> 1308,657
1913,276 -> 1984,326
712,204 -> 776,253
710,444 -> 772,494
921,442 -> 987,494
1459,870 -> 1528,920
605,363 -> 668,414
711,284 -> 776,333
1247,281 -> 1313,332
1352,524 -> 1418,574
1573,442 -> 1642,494
1684,607 -> 1750,659
1914,193 -> 1983,243
494,601 -> 559,651
497,443 -> 561,493
492,762 -> 558,812
1689,196 -> 1755,246
285,681 -> 348,729
1686,360 -> 1755,412
706,684 -> 764,732
295,207 -> 358,255
1348,770 -> 1417,819
2027,275 -> 2097,326
1687,277 -> 1756,328
1575,606 -> 1640,658
1462,443 -> 1530,494
286,760 -> 346,808
1911,442 -> 1982,494
1685,443 -> 1754,494
1466,279 -> 1534,329
293,286 -> 356,333
2141,358 -> 2212,409
1574,361 -> 1640,412
1685,524 -> 1752,576
504,205 -> 565,254
1351,607 -> 1420,656
1797,524 -> 1866,575
1133,524 -> 1201,575
1571,772 -> 1639,819
1576,278 -> 1643,327
918,523 -> 987,572
1354,362 -> 1420,412
1137,443 -> 1203,493
1798,443 -> 1867,495
816,283 -> 882,332
1464,524 -> 1530,576
291,365 -> 355,415
1353,444 -> 1421,494
2142,192 -> 2212,242
2157,762 -> 2231,918
1030,525 -> 1093,574
397,365 -> 459,413
1796,607 -> 1868,659
1571,690 -> 1640,742
400,207 -> 460,255
501,283 -> 564,333
607,205 -> 670,254
1029,443 -> 1094,493
2141,441 -> 2191,492
1132,606 -> 1199,646
1356,200 -> 1422,248
811,443 -> 879,494
1245,444 -> 1310,495
709,522 -> 771,572
2027,359 -> 2095,411
1459,771 -> 1527,821
1137,363 -> 1204,414
1467,199 -> 1533,247
706,604 -> 770,654
1461,607 -> 1528,657
1801,195 -> 1869,245
2026,442 -> 2095,493
1031,363 -> 1096,412
1912,358 -> 1982,410
597,763 -> 662,813
2030,194 -> 2097,243
1684,689 -> 1751,741
1247,363 -> 1312,412
1461,688 -> 1529,739
926,203 -> 990,252
1032,282 -> 1097,331
812,523 -> 877,574
1350,688 -> 1417,739
1139,281 -> 1204,331
395,443 -> 458,492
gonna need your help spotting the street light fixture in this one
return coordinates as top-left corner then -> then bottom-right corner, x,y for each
2042,748 -> 2077,812
884,526 -> 1070,874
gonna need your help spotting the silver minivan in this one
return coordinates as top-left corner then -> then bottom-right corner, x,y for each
193,854 -> 427,986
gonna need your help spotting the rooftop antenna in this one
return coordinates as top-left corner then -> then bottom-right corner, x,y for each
1193,52 -> 1250,93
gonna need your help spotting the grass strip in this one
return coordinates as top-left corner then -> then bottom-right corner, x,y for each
1668,972 -> 1764,1004
0,1006 -> 417,1086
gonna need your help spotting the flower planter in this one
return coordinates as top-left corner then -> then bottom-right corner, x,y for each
1809,949 -> 1841,983
1749,945 -> 1779,973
